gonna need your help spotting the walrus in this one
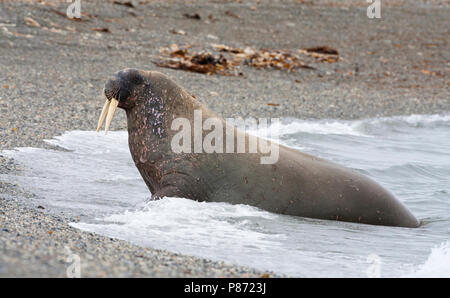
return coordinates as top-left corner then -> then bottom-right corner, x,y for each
96,68 -> 419,228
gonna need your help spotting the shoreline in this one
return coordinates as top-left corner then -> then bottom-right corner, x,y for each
0,193 -> 274,277
1,0 -> 448,277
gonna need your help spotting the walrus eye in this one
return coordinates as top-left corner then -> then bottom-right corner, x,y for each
132,74 -> 143,85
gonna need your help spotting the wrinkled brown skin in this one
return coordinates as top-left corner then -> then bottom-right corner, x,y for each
104,68 -> 420,228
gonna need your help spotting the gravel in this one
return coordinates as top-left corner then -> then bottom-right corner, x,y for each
0,0 -> 448,277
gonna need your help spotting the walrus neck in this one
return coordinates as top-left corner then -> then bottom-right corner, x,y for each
125,99 -> 170,194
127,91 -> 166,134
125,93 -> 170,165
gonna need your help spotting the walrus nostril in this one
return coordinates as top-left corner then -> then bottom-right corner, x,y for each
104,79 -> 120,100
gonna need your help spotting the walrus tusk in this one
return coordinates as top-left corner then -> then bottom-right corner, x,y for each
104,98 -> 119,134
96,99 -> 111,132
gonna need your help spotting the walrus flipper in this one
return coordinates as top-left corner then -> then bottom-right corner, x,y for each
154,172 -> 208,201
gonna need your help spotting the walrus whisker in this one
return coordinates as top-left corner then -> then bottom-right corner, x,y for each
104,98 -> 119,134
96,98 -> 111,132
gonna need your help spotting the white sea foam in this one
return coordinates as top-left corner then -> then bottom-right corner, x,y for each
396,114 -> 450,126
254,113 -> 450,138
404,241 -> 450,278
44,130 -> 130,154
269,119 -> 366,136
72,197 -> 286,261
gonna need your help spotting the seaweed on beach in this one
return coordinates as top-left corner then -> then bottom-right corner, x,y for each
155,43 -> 342,75
113,1 -> 138,8
242,48 -> 315,71
212,44 -> 316,71
154,44 -> 239,75
299,46 -> 340,63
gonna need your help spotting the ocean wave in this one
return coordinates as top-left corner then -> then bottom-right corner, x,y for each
252,113 -> 450,138
72,197 -> 284,257
404,241 -> 450,277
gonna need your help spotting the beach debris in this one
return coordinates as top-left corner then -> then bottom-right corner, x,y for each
207,14 -> 217,23
183,13 -> 201,20
154,43 -> 342,75
91,27 -> 111,33
304,46 -> 338,55
155,44 -> 238,75
212,44 -> 244,54
224,11 -> 240,19
212,44 -> 315,71
104,18 -> 123,24
170,29 -> 186,35
113,0 -> 138,8
1,26 -> 34,38
18,16 -> 77,35
243,48 -> 314,71
420,69 -> 440,76
299,46 -> 339,63
24,17 -> 40,28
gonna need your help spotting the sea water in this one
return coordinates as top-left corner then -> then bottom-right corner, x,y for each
1,114 -> 449,277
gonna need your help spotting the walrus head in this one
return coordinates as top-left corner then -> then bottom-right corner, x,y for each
97,69 -> 200,137
97,68 -> 149,133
